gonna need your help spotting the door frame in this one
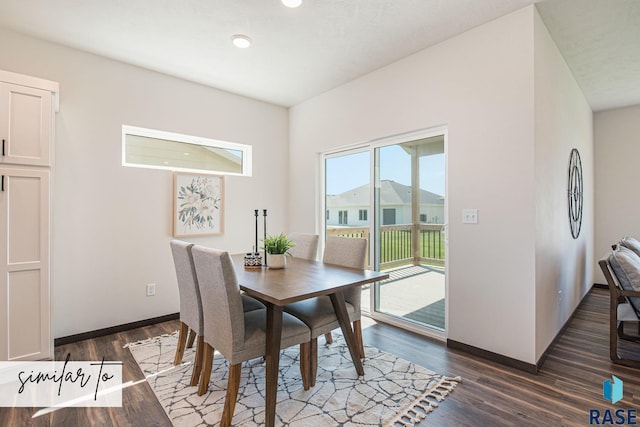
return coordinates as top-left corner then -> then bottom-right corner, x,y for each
320,125 -> 449,341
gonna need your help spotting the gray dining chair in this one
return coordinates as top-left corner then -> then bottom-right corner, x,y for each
170,240 -> 266,388
170,240 -> 206,387
191,245 -> 312,425
288,232 -> 319,261
284,236 -> 368,386
288,232 -> 332,344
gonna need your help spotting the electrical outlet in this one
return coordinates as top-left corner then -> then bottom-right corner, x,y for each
146,283 -> 156,296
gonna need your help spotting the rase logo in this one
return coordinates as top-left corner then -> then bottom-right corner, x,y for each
589,376 -> 637,425
604,375 -> 623,404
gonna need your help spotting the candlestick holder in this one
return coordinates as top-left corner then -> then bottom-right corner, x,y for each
263,209 -> 268,267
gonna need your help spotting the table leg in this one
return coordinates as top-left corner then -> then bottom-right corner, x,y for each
329,291 -> 364,376
265,303 -> 283,427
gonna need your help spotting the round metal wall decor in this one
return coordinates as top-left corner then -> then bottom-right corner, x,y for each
567,148 -> 583,239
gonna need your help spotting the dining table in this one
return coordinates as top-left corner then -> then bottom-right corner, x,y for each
232,253 -> 389,427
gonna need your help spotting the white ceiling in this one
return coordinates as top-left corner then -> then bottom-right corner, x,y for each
536,0 -> 640,111
0,0 -> 637,111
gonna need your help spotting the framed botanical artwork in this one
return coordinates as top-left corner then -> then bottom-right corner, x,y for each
173,172 -> 224,237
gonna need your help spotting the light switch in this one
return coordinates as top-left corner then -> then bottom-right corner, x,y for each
463,209 -> 478,224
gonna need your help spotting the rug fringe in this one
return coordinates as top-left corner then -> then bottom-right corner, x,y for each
386,376 -> 462,427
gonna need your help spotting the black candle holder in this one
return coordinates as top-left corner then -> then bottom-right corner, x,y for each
263,209 -> 268,267
244,209 -> 263,268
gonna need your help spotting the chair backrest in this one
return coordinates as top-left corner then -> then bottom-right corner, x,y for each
288,232 -> 319,261
170,240 -> 203,335
323,236 -> 368,312
191,245 -> 245,359
323,236 -> 367,269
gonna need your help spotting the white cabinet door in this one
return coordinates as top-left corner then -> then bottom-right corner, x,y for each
0,82 -> 52,167
0,168 -> 50,360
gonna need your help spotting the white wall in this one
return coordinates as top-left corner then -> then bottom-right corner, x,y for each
594,104 -> 640,284
290,7 -> 538,363
0,28 -> 290,338
533,11 -> 593,360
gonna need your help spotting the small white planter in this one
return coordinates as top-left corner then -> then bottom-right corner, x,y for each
268,254 -> 286,269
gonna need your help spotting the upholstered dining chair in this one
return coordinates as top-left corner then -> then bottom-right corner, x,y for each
284,236 -> 368,386
191,245 -> 312,426
170,240 -> 266,388
288,232 -> 333,344
170,240 -> 206,387
288,232 -> 319,261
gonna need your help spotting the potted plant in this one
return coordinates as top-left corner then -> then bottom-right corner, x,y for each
262,232 -> 295,269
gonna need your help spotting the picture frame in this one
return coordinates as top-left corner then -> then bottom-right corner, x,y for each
173,172 -> 224,237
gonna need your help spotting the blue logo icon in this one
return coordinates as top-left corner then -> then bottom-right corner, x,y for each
604,375 -> 623,404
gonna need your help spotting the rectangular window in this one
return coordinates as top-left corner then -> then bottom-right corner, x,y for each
339,210 -> 348,225
326,210 -> 330,220
122,125 -> 252,176
359,209 -> 368,221
382,208 -> 396,225
420,213 -> 427,222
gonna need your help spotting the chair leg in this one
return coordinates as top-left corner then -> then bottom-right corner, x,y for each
324,332 -> 333,344
221,363 -> 242,427
353,320 -> 365,359
190,336 -> 205,387
310,337 -> 318,388
187,329 -> 197,348
300,342 -> 311,390
198,343 -> 215,396
174,321 -> 189,365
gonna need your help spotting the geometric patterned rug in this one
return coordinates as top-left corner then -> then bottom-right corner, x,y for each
126,332 -> 460,426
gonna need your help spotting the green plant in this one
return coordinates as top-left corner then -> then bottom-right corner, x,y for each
262,233 -> 295,255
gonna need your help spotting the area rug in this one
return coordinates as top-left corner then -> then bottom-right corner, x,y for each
126,332 -> 460,426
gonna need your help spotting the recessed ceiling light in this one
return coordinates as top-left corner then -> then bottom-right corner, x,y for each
282,0 -> 302,8
231,34 -> 252,48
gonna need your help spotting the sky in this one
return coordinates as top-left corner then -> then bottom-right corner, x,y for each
325,145 -> 445,196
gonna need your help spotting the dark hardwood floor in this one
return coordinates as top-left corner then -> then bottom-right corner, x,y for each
0,321 -> 176,427
383,287 -> 640,427
1,287 -> 638,426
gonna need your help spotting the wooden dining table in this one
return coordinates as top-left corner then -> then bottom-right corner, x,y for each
232,254 -> 389,427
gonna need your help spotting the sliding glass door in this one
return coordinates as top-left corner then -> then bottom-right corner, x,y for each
373,135 -> 446,332
323,128 -> 447,337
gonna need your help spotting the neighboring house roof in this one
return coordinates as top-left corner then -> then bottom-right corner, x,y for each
327,180 -> 444,207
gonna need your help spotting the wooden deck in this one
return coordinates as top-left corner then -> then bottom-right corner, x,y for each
362,263 -> 445,329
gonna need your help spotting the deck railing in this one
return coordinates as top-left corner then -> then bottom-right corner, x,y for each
327,224 -> 444,269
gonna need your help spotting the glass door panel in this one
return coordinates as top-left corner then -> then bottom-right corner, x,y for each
324,151 -> 372,311
374,135 -> 446,331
